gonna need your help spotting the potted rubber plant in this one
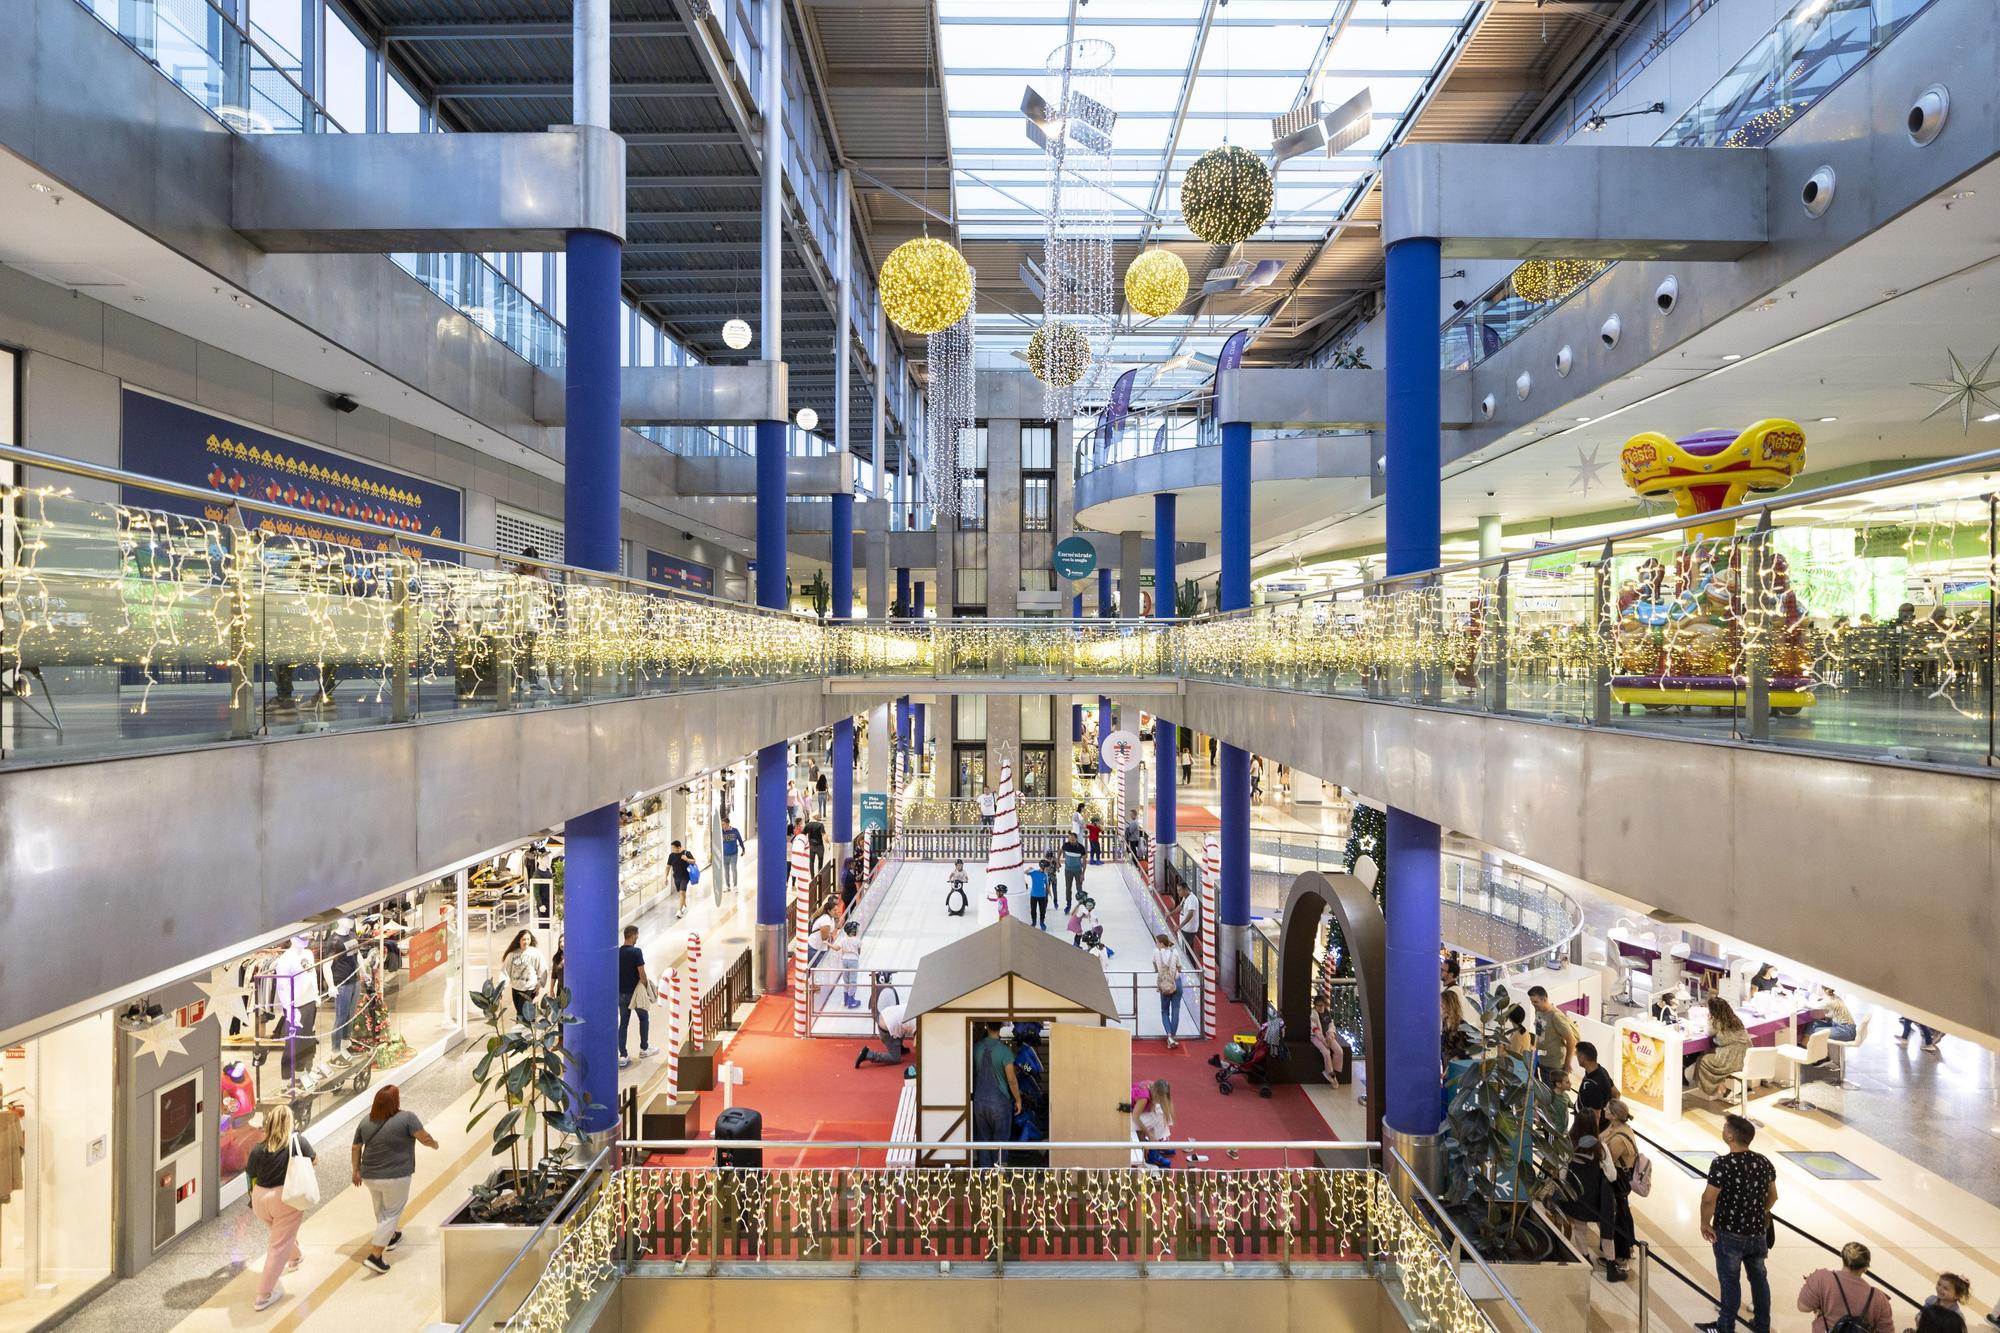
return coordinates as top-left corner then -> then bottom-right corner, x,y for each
438,980 -> 600,1323
1437,984 -> 1592,1329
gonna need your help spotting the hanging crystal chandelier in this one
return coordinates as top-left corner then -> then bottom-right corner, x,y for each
1039,38 -> 1116,417
926,274 -> 975,520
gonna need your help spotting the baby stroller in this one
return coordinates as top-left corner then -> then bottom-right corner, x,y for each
1209,1008 -> 1287,1098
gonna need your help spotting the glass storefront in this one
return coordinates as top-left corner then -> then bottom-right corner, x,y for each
0,1013 -> 116,1332
218,879 -> 463,1198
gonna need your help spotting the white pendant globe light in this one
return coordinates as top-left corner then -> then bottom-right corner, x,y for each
795,407 -> 819,432
722,318 -> 753,350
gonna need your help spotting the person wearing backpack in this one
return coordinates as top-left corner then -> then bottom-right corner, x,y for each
245,1104 -> 317,1311
1800,1244 -> 1897,1333
1152,933 -> 1185,1049
1598,1099 -> 1643,1283
1697,1114 -> 1778,1333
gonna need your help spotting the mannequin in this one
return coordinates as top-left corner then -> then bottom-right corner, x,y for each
273,936 -> 320,1080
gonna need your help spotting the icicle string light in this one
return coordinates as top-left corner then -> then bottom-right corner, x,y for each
1041,38 -> 1116,417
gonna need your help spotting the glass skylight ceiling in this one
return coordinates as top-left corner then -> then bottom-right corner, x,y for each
937,0 -> 1480,397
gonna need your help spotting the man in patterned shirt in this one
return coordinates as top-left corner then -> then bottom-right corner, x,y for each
1697,1115 -> 1779,1333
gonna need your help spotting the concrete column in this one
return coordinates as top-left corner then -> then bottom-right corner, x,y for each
754,0 -> 791,991
866,530 -> 888,619
1120,530 -> 1143,621
1384,234 -> 1445,1175
1477,513 -> 1502,561
561,0 -> 621,1137
1153,494 -> 1177,881
865,702 -> 890,800
1217,416 -> 1252,998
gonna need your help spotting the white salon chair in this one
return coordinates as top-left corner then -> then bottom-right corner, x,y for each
1826,1012 -> 1870,1085
1772,1029 -> 1830,1109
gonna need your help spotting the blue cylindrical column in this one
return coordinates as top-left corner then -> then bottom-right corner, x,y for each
1072,592 -> 1083,618
754,416 -> 790,989
1153,492 -> 1177,855
913,702 -> 926,771
1097,694 -> 1111,774
1383,235 -> 1445,1161
561,225 -> 622,1134
1071,703 -> 1082,743
1097,566 -> 1113,617
1218,417 -> 1252,996
896,567 -> 910,618
830,491 -> 854,622
896,697 -> 911,783
913,581 -> 925,619
756,741 -> 788,992
831,498 -> 855,860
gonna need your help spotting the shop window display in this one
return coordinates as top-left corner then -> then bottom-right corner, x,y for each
216,882 -> 462,1194
0,1013 -> 116,1329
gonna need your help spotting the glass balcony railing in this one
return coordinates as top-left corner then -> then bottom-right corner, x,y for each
461,1139 -> 1526,1333
78,0 -> 339,133
7,444 -> 1999,772
1438,0 -> 1941,370
386,253 -> 567,370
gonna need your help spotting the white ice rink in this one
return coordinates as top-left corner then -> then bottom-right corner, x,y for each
804,857 -> 1205,1039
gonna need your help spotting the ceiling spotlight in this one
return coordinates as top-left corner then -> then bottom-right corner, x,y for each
1982,413 -> 2000,424
1202,258 -> 1284,296
1721,353 -> 1743,362
1818,416 -> 1839,423
1270,87 -> 1374,171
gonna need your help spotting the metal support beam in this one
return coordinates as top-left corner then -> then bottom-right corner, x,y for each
434,81 -> 714,98
1382,142 -> 1767,260
385,19 -> 684,39
233,127 -> 625,250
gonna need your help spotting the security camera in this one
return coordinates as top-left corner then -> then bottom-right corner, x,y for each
1485,490 -> 1496,498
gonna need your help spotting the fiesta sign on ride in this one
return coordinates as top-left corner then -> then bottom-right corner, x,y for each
1611,419 -> 1813,715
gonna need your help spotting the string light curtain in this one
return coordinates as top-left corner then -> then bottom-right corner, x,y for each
925,276 -> 975,520
1040,38 -> 1116,417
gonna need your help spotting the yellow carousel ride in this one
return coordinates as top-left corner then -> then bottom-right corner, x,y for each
1611,419 -> 1815,714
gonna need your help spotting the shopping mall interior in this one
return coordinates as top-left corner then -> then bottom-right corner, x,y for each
2,0 -> 1998,1329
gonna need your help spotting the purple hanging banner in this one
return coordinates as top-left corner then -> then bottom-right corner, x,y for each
1214,329 -> 1250,382
1153,420 -> 1169,453
1097,367 -> 1139,458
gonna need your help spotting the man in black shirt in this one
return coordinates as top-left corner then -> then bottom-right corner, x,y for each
617,925 -> 654,1068
668,841 -> 694,913
805,816 -> 828,875
1697,1114 -> 1778,1333
1575,1041 -> 1616,1115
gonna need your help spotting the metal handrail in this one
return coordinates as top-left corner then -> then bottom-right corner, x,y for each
1384,1143 -> 1541,1333
1207,441 -> 2000,621
622,1136 -> 1374,1152
453,1142 -> 616,1333
1630,1128 -> 1926,1312
0,442 -> 810,623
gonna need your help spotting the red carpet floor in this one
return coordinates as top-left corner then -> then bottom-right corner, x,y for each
658,997 -> 1336,1169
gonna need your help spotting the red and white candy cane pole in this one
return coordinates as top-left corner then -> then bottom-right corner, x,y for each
665,961 -> 682,1096
789,831 -> 812,1037
1201,833 -> 1220,1039
686,933 -> 704,1051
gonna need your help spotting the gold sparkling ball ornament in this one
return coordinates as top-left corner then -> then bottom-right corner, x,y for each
878,237 -> 973,336
1180,145 -> 1273,246
1509,258 -> 1610,305
1027,321 -> 1092,387
1124,249 -> 1190,318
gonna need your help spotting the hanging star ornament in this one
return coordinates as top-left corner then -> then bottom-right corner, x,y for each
1569,445 -> 1606,495
196,964 -> 254,1029
1913,346 -> 2000,432
127,1017 -> 189,1067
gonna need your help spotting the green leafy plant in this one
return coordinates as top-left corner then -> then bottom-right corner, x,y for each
464,980 -> 595,1224
1176,577 -> 1203,618
1438,983 -> 1576,1258
1330,340 -> 1370,370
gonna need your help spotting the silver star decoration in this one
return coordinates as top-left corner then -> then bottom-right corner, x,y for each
1570,445 -> 1607,495
127,1017 -> 189,1067
1912,347 -> 2000,432
196,964 -> 254,1029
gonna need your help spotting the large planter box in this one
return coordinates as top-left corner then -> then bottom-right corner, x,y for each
1457,1209 -> 1595,1333
679,1038 -> 721,1092
439,1170 -> 593,1325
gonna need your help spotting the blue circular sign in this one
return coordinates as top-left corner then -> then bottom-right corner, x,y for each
1053,535 -> 1098,582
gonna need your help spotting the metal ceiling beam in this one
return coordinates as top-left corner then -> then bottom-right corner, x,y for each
383,19 -> 685,40
624,241 -> 763,255
432,81 -> 713,99
623,132 -> 743,147
627,210 -> 761,223
846,163 -> 953,227
628,175 -> 762,188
